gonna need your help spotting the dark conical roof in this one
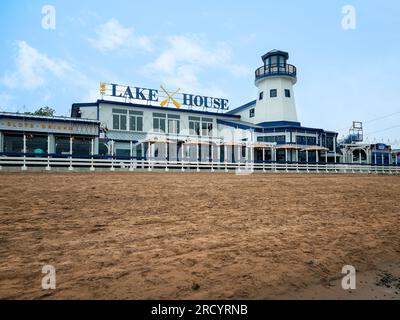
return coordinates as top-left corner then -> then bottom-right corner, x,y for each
262,50 -> 289,62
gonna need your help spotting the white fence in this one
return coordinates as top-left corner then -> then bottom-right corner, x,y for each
0,155 -> 400,174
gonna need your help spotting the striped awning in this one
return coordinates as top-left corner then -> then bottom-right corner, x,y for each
301,146 -> 329,152
275,144 -> 302,150
251,143 -> 275,149
221,141 -> 245,146
184,140 -> 212,146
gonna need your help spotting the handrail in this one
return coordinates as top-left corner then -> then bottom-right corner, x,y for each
255,63 -> 297,80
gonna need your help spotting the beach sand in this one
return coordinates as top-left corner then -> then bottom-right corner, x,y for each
0,172 -> 399,300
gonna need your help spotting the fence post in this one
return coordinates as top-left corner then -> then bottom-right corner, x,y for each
224,145 -> 228,173
22,134 -> 27,171
165,142 -> 169,172
211,144 -> 214,172
181,143 -> 185,172
46,135 -> 51,171
90,138 -> 95,172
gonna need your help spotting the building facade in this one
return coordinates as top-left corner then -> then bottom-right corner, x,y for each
70,50 -> 339,164
0,112 -> 99,157
3,49 -> 395,168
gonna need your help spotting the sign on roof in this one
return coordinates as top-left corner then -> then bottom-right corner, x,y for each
99,83 -> 229,111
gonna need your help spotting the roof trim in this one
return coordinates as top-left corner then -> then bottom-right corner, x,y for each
217,119 -> 258,131
0,112 -> 100,125
258,121 -> 301,128
78,100 -> 241,119
226,100 -> 257,115
262,50 -> 289,61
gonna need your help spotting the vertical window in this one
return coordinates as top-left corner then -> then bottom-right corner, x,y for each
242,146 -> 246,158
189,117 -> 201,136
153,113 -> 166,133
202,118 -> 214,136
167,114 -> 180,134
270,89 -> 277,98
129,110 -> 143,132
249,108 -> 255,118
285,89 -> 291,98
112,109 -> 127,130
259,91 -> 264,100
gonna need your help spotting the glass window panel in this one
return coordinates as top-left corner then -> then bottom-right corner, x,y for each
153,113 -> 166,118
129,116 -> 136,131
112,109 -> 127,114
137,117 -> 143,132
113,114 -> 119,130
120,115 -> 127,130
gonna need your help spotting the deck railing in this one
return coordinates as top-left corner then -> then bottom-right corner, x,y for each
255,63 -> 297,81
0,155 -> 399,174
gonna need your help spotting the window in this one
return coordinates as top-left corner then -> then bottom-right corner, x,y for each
153,113 -> 166,133
129,110 -> 143,132
202,118 -> 213,136
270,89 -> 277,98
296,135 -> 317,145
3,133 -> 23,153
258,135 -> 286,144
72,137 -> 91,156
26,134 -> 48,153
55,136 -> 70,155
325,136 -> 334,151
241,146 -> 246,158
189,116 -> 201,136
259,92 -> 264,100
285,89 -> 291,98
249,108 -> 255,118
112,109 -> 127,130
168,114 -> 180,134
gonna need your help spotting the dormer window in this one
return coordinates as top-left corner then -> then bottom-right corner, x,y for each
249,108 -> 255,118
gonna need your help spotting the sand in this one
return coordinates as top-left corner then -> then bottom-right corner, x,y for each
0,172 -> 399,300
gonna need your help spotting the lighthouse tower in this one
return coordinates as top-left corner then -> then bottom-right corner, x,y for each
253,50 -> 298,125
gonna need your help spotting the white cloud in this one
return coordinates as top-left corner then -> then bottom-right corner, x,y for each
89,18 -> 152,53
1,41 -> 71,90
0,41 -> 101,111
144,35 -> 250,96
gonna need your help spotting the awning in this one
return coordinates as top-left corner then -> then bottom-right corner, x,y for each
144,137 -> 170,144
184,140 -> 212,146
221,141 -> 245,146
275,144 -> 302,150
301,146 -> 329,152
251,143 -> 275,149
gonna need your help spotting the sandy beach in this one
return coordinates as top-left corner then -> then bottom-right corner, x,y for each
0,172 -> 399,300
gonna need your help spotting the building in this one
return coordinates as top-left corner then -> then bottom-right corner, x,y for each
70,50 -> 339,164
2,49 -> 395,170
338,122 -> 398,165
0,112 -> 99,157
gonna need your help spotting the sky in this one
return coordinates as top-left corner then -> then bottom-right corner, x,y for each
0,0 -> 399,146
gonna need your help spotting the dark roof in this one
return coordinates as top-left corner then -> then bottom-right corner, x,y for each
226,100 -> 257,115
262,50 -> 289,62
0,112 -> 99,125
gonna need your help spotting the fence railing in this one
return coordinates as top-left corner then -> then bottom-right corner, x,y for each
0,155 -> 399,174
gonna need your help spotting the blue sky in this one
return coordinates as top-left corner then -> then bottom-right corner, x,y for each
0,0 -> 399,146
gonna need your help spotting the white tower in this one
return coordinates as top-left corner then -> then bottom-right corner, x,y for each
253,50 -> 298,124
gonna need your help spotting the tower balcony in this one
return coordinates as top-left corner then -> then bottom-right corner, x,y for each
255,63 -> 297,82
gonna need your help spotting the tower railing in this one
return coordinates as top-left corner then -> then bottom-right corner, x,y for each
255,63 -> 297,81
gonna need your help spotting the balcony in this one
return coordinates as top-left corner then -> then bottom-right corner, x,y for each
255,63 -> 297,82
